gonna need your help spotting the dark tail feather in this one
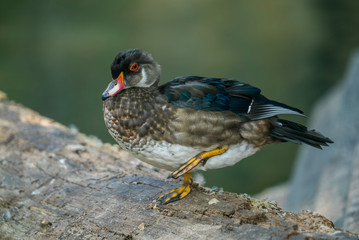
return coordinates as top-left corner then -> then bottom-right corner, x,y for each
270,119 -> 334,149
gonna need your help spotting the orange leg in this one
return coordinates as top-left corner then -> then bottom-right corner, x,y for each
168,145 -> 229,179
157,146 -> 229,205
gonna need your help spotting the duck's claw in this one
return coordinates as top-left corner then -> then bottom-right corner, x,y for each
158,173 -> 193,205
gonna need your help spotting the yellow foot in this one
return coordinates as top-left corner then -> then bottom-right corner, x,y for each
168,146 -> 229,179
158,173 -> 193,205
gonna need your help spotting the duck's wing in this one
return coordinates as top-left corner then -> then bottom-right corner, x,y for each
158,76 -> 304,120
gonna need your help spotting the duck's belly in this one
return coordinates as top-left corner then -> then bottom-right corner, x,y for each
104,107 -> 260,171
124,139 -> 260,172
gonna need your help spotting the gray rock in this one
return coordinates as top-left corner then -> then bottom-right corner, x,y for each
286,49 -> 359,234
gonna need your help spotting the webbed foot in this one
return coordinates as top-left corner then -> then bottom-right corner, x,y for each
158,173 -> 193,205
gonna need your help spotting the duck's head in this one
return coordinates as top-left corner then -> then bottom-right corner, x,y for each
102,49 -> 161,100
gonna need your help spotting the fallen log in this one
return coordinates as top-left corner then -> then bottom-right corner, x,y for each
0,93 -> 357,239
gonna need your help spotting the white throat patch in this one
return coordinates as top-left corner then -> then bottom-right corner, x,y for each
136,68 -> 150,87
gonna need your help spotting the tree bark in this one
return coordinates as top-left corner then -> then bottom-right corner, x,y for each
0,93 -> 357,239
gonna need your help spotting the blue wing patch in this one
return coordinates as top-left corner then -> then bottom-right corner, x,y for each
159,76 -> 304,120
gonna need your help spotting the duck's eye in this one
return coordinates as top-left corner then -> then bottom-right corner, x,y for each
129,62 -> 139,71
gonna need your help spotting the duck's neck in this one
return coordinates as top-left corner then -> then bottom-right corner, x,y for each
105,87 -> 160,108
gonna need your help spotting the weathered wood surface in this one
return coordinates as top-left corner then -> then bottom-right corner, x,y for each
0,93 -> 358,239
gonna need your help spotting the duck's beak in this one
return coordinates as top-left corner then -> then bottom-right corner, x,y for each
102,72 -> 125,100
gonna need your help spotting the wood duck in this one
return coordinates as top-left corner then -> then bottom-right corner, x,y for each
102,49 -> 333,205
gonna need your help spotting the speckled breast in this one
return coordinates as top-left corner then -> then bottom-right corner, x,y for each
102,87 -> 174,154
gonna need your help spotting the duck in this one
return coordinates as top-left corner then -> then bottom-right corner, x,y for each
102,49 -> 333,205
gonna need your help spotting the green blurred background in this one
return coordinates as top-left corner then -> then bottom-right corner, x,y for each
1,0 -> 358,195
